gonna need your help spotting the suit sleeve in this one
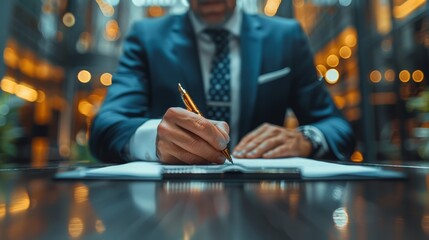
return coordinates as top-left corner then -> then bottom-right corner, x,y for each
288,22 -> 356,161
89,22 -> 151,163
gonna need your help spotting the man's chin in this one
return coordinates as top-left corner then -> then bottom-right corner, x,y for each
203,18 -> 226,27
197,14 -> 227,27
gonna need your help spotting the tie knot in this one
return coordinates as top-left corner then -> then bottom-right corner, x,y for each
203,29 -> 230,46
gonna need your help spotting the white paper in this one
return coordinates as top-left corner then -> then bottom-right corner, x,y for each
87,161 -> 162,179
231,157 -> 382,178
79,157 -> 400,180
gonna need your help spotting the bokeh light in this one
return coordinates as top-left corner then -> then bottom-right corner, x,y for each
77,70 -> 91,83
100,73 -> 112,86
325,69 -> 340,84
399,70 -> 410,83
370,70 -> 382,83
62,13 -> 75,27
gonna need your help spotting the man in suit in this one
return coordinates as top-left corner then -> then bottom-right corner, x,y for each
89,0 -> 355,164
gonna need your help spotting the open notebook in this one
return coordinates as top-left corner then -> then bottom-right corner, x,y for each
55,157 -> 405,181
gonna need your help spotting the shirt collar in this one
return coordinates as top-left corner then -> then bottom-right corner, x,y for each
189,7 -> 242,37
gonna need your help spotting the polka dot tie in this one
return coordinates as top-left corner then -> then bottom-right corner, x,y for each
204,29 -> 231,124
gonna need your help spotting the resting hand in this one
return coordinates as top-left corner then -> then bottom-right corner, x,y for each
233,123 -> 312,158
156,107 -> 230,164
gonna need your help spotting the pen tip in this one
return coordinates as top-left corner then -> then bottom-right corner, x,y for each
223,150 -> 233,164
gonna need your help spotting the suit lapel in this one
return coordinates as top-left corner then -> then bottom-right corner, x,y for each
239,14 -> 263,137
171,14 -> 207,114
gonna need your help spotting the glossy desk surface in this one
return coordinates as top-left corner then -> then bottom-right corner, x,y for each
0,161 -> 429,240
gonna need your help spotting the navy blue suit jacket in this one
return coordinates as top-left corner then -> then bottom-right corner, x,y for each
89,12 -> 355,163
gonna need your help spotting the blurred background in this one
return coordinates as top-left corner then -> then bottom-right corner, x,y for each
0,0 -> 427,166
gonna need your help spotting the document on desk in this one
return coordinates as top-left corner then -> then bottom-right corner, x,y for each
54,157 -> 405,181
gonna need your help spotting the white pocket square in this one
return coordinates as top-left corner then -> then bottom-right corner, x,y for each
258,67 -> 291,84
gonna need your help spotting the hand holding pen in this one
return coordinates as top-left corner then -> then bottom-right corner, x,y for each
178,83 -> 233,164
155,85 -> 231,165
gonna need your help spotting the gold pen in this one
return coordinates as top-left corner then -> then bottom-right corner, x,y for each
178,83 -> 233,164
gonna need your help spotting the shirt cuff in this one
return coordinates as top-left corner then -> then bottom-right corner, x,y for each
298,125 -> 329,158
128,119 -> 162,161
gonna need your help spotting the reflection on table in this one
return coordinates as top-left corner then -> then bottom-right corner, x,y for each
0,163 -> 429,239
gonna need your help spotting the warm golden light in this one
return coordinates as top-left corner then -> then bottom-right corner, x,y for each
0,203 -> 5,219
68,217 -> 84,238
264,0 -> 282,16
394,0 -> 426,19
32,137 -> 49,168
385,69 -> 395,82
96,0 -> 115,17
15,83 -> 38,102
345,90 -> 361,106
148,6 -> 165,17
1,76 -> 17,94
19,58 -> 35,77
77,70 -> 91,83
399,70 -> 411,82
100,73 -> 112,86
333,96 -> 346,109
36,62 -> 51,80
345,34 -> 357,47
9,189 -> 30,214
104,20 -> 120,41
1,78 -> 40,103
412,70 -> 424,82
78,100 -> 94,117
63,12 -> 75,27
74,185 -> 89,203
35,100 -> 50,125
351,151 -> 364,162
370,70 -> 382,83
316,65 -> 327,76
3,47 -> 19,68
375,0 -> 392,34
339,46 -> 352,59
325,69 -> 339,84
327,55 -> 339,67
